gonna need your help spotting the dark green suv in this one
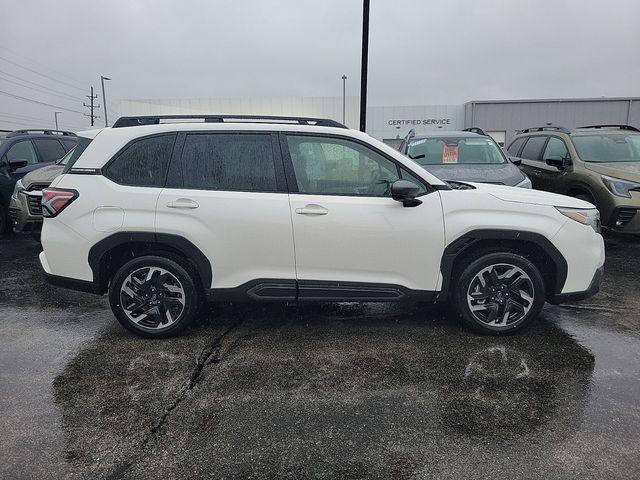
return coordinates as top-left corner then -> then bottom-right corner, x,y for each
507,125 -> 640,235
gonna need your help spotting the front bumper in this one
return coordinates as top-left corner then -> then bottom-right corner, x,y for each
9,191 -> 43,233
548,265 -> 604,304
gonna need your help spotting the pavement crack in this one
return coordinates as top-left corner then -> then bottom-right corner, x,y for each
106,318 -> 243,480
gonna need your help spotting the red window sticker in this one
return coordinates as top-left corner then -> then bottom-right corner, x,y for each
442,145 -> 458,164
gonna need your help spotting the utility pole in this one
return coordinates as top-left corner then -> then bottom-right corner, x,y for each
83,86 -> 100,127
359,0 -> 370,132
341,74 -> 347,125
101,76 -> 111,127
54,111 -> 61,130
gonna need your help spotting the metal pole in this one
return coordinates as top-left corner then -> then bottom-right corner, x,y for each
342,74 -> 347,125
54,111 -> 61,130
359,0 -> 370,132
101,76 -> 111,127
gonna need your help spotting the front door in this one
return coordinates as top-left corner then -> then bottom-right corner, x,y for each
282,133 -> 445,298
538,136 -> 572,193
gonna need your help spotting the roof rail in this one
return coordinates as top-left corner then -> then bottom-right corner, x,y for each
112,115 -> 348,129
576,124 -> 640,132
463,127 -> 487,136
518,125 -> 570,134
6,129 -> 76,138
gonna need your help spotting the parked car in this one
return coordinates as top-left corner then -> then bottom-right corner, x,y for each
40,115 -> 603,338
9,146 -> 75,234
0,129 -> 77,234
507,124 -> 640,235
397,128 -> 531,188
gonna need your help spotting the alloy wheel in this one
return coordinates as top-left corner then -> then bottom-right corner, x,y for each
119,266 -> 186,330
466,263 -> 535,327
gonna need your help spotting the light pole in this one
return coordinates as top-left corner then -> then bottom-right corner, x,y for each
341,74 -> 347,125
54,111 -> 62,130
359,0 -> 370,132
100,76 -> 111,127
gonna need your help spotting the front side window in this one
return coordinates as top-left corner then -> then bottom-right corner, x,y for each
543,137 -> 570,160
5,140 -> 38,165
572,134 -> 640,163
406,137 -> 506,165
105,134 -> 176,187
33,138 -> 66,162
181,133 -> 277,191
286,135 -> 401,196
507,137 -> 526,156
519,136 -> 547,161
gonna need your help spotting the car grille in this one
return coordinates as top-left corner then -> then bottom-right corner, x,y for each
27,183 -> 48,192
614,208 -> 637,228
26,193 -> 43,216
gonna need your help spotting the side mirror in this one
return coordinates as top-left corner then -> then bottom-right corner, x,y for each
545,155 -> 569,169
8,158 -> 29,171
391,180 -> 422,207
509,156 -> 522,166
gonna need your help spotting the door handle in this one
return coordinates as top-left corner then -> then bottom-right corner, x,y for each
166,198 -> 199,209
295,204 -> 328,216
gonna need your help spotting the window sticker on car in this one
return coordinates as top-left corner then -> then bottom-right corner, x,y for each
411,139 -> 427,146
442,145 -> 458,163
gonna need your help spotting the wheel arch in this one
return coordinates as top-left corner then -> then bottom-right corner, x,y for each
439,229 -> 567,301
88,232 -> 212,294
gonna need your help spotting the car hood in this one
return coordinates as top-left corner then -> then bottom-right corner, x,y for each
419,162 -> 526,186
467,182 -> 594,208
584,162 -> 640,181
20,164 -> 63,188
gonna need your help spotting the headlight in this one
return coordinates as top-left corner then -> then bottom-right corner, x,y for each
601,175 -> 640,198
556,207 -> 600,233
515,175 -> 532,189
11,179 -> 25,201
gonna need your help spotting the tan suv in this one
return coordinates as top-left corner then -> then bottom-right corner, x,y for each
507,125 -> 640,235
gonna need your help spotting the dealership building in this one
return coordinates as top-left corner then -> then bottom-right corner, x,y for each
119,95 -> 640,147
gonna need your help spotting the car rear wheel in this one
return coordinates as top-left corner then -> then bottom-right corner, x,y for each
109,255 -> 202,338
452,252 -> 545,334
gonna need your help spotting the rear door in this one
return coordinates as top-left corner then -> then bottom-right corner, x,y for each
282,132 -> 444,296
518,136 -> 549,190
156,131 -> 295,292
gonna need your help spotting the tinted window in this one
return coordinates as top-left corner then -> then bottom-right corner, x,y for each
105,134 -> 175,187
33,138 -> 66,162
5,140 -> 38,165
543,137 -> 570,160
507,137 -> 526,155
60,138 -> 78,151
62,137 -> 93,173
181,133 -> 277,191
406,137 -> 505,165
520,136 -> 547,161
287,135 -> 400,196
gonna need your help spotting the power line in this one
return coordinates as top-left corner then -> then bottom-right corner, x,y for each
0,74 -> 83,104
0,90 -> 85,114
0,113 -> 86,129
0,55 -> 87,93
0,69 -> 84,101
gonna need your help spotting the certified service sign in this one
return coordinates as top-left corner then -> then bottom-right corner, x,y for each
387,118 -> 452,127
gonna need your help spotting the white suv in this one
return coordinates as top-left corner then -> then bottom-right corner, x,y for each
39,115 -> 605,337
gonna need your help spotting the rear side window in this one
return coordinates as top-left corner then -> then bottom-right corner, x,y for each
507,137 -> 526,156
105,134 -> 176,187
181,133 -> 277,192
520,136 -> 547,161
33,139 -> 66,162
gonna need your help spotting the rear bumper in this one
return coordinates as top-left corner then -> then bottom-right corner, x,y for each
548,265 -> 603,304
43,272 -> 102,294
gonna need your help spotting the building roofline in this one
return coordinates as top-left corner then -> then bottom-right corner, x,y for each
465,96 -> 640,105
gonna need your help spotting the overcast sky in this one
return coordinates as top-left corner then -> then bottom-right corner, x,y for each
1,0 -> 639,130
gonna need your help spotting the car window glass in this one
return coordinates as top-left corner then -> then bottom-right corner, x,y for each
507,137 -> 526,156
60,138 -> 78,151
181,133 -> 277,191
105,134 -> 176,187
572,134 -> 640,163
62,137 -> 92,173
406,137 -> 506,165
520,136 -> 547,161
543,137 -> 570,160
33,138 -> 66,162
5,140 -> 38,165
399,167 -> 428,196
287,135 -> 400,196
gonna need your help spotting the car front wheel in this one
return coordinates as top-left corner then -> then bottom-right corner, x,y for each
452,252 -> 546,334
109,255 -> 201,338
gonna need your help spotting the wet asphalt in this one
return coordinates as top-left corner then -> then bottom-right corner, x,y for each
1,235 -> 639,479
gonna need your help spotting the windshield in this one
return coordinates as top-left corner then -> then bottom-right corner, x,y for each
56,147 -> 75,166
572,134 -> 640,163
406,136 -> 506,165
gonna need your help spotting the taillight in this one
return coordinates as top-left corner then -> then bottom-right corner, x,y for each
42,188 -> 78,217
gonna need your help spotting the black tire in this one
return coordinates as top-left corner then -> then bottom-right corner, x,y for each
452,252 -> 546,334
109,255 -> 202,338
